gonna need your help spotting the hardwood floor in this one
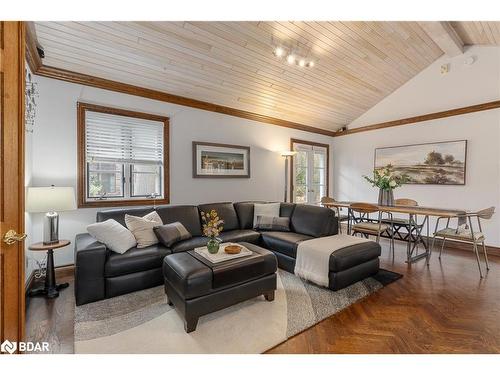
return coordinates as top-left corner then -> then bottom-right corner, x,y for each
25,242 -> 500,354
25,268 -> 75,354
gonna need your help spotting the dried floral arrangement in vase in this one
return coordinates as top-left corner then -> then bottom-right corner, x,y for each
200,209 -> 224,254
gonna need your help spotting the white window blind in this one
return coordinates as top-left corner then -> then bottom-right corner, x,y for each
85,111 -> 164,165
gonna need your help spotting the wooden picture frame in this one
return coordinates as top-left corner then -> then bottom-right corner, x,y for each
192,142 -> 250,178
374,140 -> 467,185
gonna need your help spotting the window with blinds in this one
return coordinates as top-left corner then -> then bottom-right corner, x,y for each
78,103 -> 169,207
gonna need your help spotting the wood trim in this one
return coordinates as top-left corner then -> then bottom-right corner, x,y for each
289,138 -> 330,203
24,21 -> 41,73
35,64 -> 337,137
0,21 -> 26,346
438,237 -> 500,258
77,102 -> 170,208
336,100 -> 500,137
192,141 -> 251,178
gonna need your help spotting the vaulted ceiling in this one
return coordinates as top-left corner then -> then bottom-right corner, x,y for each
33,21 -> 500,132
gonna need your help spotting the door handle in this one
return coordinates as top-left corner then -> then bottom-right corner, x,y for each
3,230 -> 27,245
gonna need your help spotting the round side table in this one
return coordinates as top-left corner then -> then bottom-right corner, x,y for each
28,240 -> 71,299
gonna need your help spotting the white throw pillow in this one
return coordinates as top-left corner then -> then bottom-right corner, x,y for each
87,219 -> 137,254
253,203 -> 281,228
125,211 -> 163,248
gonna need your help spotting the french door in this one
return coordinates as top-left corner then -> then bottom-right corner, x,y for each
0,21 -> 26,349
291,139 -> 329,205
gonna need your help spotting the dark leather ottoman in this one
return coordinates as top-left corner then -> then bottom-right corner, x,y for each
162,242 -> 277,333
328,241 -> 381,291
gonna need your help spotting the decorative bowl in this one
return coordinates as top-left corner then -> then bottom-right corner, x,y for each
224,245 -> 242,254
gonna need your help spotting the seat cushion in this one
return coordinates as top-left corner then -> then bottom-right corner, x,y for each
329,241 -> 381,272
435,228 -> 484,241
260,231 -> 313,258
105,244 -> 171,277
218,229 -> 261,244
170,236 -> 209,253
198,202 -> 239,232
352,222 -> 390,233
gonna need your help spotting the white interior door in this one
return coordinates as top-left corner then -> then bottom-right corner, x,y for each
292,143 -> 327,204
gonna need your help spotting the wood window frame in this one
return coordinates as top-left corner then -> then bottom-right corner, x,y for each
289,138 -> 330,203
77,102 -> 170,208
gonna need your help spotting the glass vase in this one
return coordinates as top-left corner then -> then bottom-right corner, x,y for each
207,237 -> 220,254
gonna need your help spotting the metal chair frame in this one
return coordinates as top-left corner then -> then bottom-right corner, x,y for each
426,207 -> 495,278
349,203 -> 395,260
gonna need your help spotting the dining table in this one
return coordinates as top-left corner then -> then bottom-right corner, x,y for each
323,201 -> 467,263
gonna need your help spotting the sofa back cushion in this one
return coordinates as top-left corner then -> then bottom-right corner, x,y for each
198,202 -> 239,232
290,204 -> 337,237
96,207 -> 155,227
234,201 -> 261,229
280,203 -> 296,218
155,205 -> 202,237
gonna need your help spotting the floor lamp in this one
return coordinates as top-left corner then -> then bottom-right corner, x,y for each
281,151 -> 297,203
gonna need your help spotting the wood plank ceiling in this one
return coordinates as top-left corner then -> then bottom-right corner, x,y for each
32,22 -> 500,132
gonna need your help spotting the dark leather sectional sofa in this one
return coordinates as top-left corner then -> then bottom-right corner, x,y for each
74,201 -> 338,305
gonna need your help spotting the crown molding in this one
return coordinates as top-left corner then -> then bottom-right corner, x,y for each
335,100 -> 500,137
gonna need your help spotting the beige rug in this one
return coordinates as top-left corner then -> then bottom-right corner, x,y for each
74,269 -> 401,353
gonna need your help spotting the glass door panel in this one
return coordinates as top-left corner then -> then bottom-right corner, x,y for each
292,143 -> 327,205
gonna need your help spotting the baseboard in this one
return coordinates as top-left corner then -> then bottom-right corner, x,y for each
25,264 -> 75,295
339,223 -> 500,257
25,270 -> 36,295
433,237 -> 500,257
55,264 -> 75,278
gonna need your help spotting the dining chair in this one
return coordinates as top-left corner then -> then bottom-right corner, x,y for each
382,198 -> 423,243
349,203 -> 395,258
320,196 -> 349,234
426,207 -> 495,278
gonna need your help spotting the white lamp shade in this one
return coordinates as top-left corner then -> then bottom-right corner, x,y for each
26,186 -> 77,213
281,151 -> 297,157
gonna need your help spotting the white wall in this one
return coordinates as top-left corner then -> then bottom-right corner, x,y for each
333,46 -> 500,246
25,76 -> 334,270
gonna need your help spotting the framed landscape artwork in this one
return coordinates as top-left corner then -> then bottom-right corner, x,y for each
193,142 -> 250,178
374,140 -> 467,185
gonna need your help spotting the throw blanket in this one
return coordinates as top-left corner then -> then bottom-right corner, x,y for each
294,235 -> 373,287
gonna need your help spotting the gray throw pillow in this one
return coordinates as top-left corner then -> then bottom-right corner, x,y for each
254,216 -> 290,232
154,222 -> 192,247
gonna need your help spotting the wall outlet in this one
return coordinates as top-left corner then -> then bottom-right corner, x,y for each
440,64 -> 449,74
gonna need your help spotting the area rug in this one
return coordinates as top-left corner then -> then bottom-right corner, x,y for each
74,269 -> 401,353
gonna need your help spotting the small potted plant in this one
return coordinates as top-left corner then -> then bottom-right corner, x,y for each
200,209 -> 224,254
363,166 -> 408,206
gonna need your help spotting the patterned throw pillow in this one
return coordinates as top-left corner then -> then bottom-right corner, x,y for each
254,216 -> 290,232
154,222 -> 192,247
125,211 -> 163,249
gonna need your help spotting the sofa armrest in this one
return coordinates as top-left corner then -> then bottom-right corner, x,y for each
74,233 -> 108,305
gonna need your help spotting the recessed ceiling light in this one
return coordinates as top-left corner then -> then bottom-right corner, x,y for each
287,55 -> 295,64
298,59 -> 305,67
308,61 -> 315,68
274,47 -> 285,57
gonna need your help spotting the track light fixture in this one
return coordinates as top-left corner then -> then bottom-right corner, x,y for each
273,46 -> 315,68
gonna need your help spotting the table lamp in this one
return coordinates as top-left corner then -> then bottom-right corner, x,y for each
26,186 -> 77,244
